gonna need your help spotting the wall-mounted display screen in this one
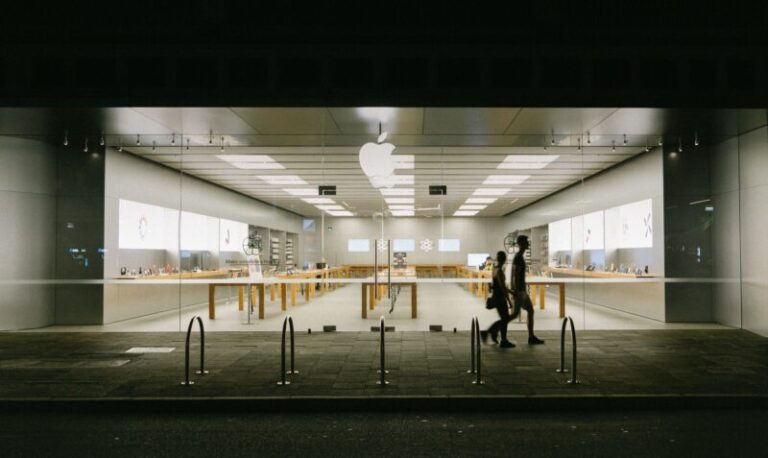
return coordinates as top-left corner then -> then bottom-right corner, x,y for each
548,218 -> 572,252
617,199 -> 653,248
438,239 -> 460,252
180,211 -> 218,251
393,239 -> 415,252
467,253 -> 490,267
220,218 -> 249,252
348,239 -> 370,252
583,210 -> 605,250
118,199 -> 178,250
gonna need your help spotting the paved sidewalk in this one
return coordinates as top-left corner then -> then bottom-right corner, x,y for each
0,329 -> 766,401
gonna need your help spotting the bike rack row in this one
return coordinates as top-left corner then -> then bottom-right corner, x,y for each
180,314 -> 580,387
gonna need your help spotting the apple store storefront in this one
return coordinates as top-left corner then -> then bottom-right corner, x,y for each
1,107 -> 767,339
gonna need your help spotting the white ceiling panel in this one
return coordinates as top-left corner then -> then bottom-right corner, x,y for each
422,108 -> 522,135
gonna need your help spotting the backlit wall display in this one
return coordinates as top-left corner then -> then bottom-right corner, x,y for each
118,199 -> 178,250
467,253 -> 490,267
180,211 -> 219,251
583,210 -> 605,250
548,218 -> 572,252
220,218 -> 249,252
393,239 -> 415,252
617,199 -> 653,248
438,239 -> 460,252
348,239 -> 370,252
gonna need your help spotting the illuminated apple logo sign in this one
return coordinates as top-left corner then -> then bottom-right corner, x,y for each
359,131 -> 396,188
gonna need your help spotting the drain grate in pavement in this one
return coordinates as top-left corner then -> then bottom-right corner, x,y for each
125,347 -> 176,354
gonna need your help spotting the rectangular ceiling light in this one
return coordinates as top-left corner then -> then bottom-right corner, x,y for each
326,210 -> 354,217
454,210 -> 479,216
258,175 -> 307,185
283,188 -> 317,196
466,197 -> 497,204
497,155 -> 559,169
217,155 -> 285,170
380,188 -> 414,196
390,210 -> 415,216
387,175 -> 415,185
392,155 -> 415,169
473,188 -> 510,196
316,205 -> 345,211
388,205 -> 414,210
482,175 -> 530,185
459,205 -> 487,210
385,197 -> 414,204
302,197 -> 335,204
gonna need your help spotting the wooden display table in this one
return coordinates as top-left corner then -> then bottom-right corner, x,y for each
360,278 -> 418,319
208,283 -> 265,319
344,264 -> 461,278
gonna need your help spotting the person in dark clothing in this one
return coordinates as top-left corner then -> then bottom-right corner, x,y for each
510,235 -> 544,345
481,251 -> 517,348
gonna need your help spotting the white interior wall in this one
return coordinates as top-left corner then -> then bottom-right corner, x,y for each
0,137 -> 57,330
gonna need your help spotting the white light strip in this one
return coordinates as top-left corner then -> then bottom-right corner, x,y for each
497,155 -> 559,169
483,175 -> 530,185
390,210 -> 414,216
388,205 -> 414,210
217,155 -> 285,170
316,205 -> 345,211
380,188 -> 414,196
385,197 -> 414,204
454,210 -> 479,216
465,198 -> 497,204
472,188 -> 510,196
459,205 -> 487,210
283,188 -> 317,196
258,175 -> 307,185
302,197 -> 335,204
326,210 -> 354,216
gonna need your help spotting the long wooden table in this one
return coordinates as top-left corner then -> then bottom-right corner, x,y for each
208,283 -> 265,319
360,280 -> 418,319
344,264 -> 461,278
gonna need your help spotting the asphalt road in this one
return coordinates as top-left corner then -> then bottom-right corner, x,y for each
1,408 -> 765,457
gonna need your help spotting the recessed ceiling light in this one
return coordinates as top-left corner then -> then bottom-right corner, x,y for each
380,188 -> 414,196
454,210 -> 479,216
217,155 -> 285,170
283,188 -> 317,196
473,188 -> 510,196
497,155 -> 559,169
385,197 -> 414,204
459,205 -> 487,210
390,210 -> 414,216
466,198 -> 497,204
316,205 -> 345,211
258,175 -> 307,185
302,198 -> 335,204
483,175 -> 530,185
392,155 -> 415,169
388,205 -> 414,210
327,210 -> 354,217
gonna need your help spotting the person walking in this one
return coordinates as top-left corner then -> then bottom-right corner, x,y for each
510,235 -> 544,345
482,251 -> 516,348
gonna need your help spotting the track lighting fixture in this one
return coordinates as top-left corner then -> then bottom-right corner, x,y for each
694,131 -> 700,147
63,131 -> 68,146
152,140 -> 156,152
171,133 -> 176,145
209,130 -> 214,144
645,140 -> 650,153
658,137 -> 663,146
118,141 -> 123,152
220,136 -> 225,153
550,129 -> 555,145
623,134 -> 627,145
186,138 -> 190,151
83,138 -> 88,153
611,140 -> 616,152
136,134 -> 141,146
587,131 -> 591,144
99,134 -> 105,146
577,137 -> 581,151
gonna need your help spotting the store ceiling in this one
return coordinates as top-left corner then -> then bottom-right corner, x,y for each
1,107 -> 765,217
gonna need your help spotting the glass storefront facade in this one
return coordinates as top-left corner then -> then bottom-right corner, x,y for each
1,107 -> 766,337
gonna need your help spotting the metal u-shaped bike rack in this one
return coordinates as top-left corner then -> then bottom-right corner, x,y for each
469,317 -> 484,385
376,315 -> 389,386
556,316 -> 579,384
181,315 -> 208,386
277,315 -> 298,385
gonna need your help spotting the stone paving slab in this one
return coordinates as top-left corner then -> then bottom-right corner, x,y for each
0,330 -> 766,401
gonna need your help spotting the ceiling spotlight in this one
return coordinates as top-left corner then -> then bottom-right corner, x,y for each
694,131 -> 700,147
152,140 -> 156,152
209,130 -> 213,144
186,138 -> 190,151
99,134 -> 105,146
543,146 -> 548,151
220,136 -> 225,153
136,134 -> 141,146
577,137 -> 581,151
63,131 -> 69,146
586,131 -> 591,144
551,129 -> 555,145
644,140 -> 650,153
171,133 -> 176,145
623,134 -> 628,145
118,142 -> 123,152
611,140 -> 616,152
678,137 -> 683,153
658,137 -> 663,146
83,137 -> 88,153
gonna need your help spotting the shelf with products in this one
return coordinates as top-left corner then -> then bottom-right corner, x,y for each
284,232 -> 296,268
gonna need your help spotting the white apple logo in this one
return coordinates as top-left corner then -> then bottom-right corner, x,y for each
359,131 -> 396,188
